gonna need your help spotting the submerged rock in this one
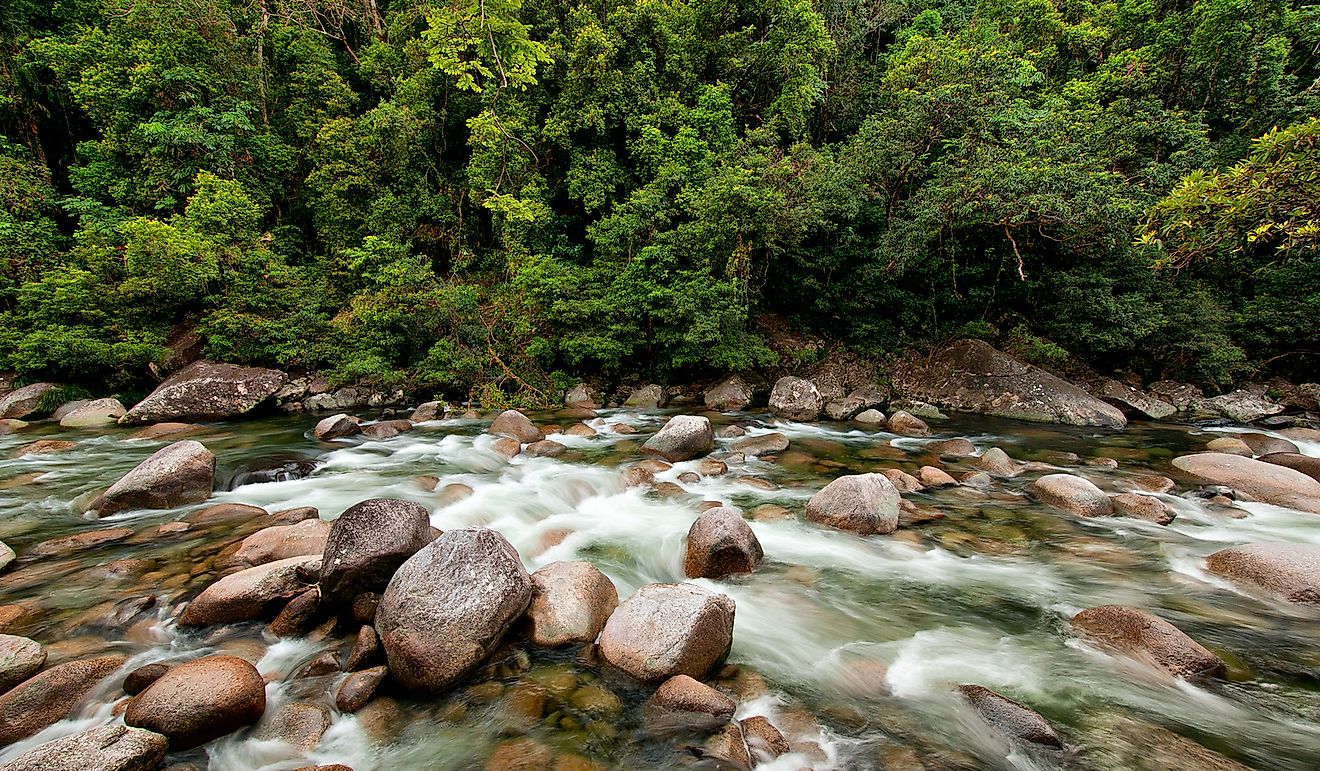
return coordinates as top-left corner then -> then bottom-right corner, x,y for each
233,519 -> 332,566
319,498 -> 434,606
641,415 -> 714,462
647,674 -> 736,724
0,654 -> 127,745
598,583 -> 735,683
1110,493 -> 1177,525
125,654 -> 266,749
376,528 -> 532,692
741,715 -> 791,762
91,440 -> 215,516
120,360 -> 287,424
1205,542 -> 1320,604
894,339 -> 1126,428
805,474 -> 901,535
768,376 -> 823,422
1028,474 -> 1113,518
253,700 -> 330,753
730,432 -> 789,457
1,724 -> 167,771
957,684 -> 1062,748
526,560 -> 618,647
684,507 -> 763,579
1071,605 -> 1224,679
1171,453 -> 1320,513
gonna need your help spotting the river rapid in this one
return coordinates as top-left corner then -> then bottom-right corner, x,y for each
0,409 -> 1318,770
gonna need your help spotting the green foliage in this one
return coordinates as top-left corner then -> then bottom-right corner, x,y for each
1,0 -> 1316,397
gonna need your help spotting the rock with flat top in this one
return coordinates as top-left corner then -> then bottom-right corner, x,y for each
1172,453 -> 1320,513
120,360 -> 287,424
0,724 -> 168,771
598,583 -> 735,683
527,561 -> 618,647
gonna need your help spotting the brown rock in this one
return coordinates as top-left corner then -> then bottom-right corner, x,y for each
123,662 -> 171,695
125,654 -> 266,749
253,700 -> 330,753
642,415 -> 714,462
30,527 -> 134,557
805,473 -> 901,535
319,498 -> 433,606
1258,452 -> 1320,484
268,588 -> 323,637
1110,493 -> 1177,525
488,410 -> 542,443
313,413 -> 361,441
1071,605 -> 1224,679
703,722 -> 751,767
360,419 -> 412,440
1172,453 -> 1320,513
927,438 -> 977,457
917,466 -> 958,487
741,715 -> 791,761
598,583 -> 735,683
527,561 -> 619,647
887,410 -> 931,436
879,468 -> 924,493
0,634 -> 46,694
0,654 -> 127,745
344,625 -> 381,671
648,674 -> 736,722
730,432 -> 789,458
186,502 -> 267,525
233,519 -> 331,566
526,439 -> 566,457
335,665 -> 387,713
1205,542 -> 1320,603
91,440 -> 215,516
179,555 -> 320,626
1027,474 -> 1113,517
769,376 -> 823,421
127,422 -> 200,440
977,447 -> 1022,477
683,507 -> 763,579
957,684 -> 1062,747
13,439 -> 77,456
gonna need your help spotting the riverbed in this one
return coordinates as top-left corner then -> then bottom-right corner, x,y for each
0,409 -> 1318,769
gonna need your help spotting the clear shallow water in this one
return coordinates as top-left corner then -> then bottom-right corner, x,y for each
0,411 -> 1318,769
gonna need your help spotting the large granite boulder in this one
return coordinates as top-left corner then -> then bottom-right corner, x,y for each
0,654 -> 127,745
179,555 -> 320,626
823,384 -> 886,421
1071,605 -> 1224,679
120,360 -> 287,424
624,384 -> 665,408
0,383 -> 56,420
598,583 -> 735,683
319,498 -> 434,606
58,398 -> 128,428
805,473 -> 901,535
1091,379 -> 1176,420
125,655 -> 266,749
0,724 -> 168,771
684,507 -> 763,579
313,413 -> 361,441
375,528 -> 532,692
526,560 -> 619,647
704,376 -> 754,411
1259,453 -> 1320,484
1205,542 -> 1320,604
1203,390 -> 1283,423
642,415 -> 714,462
1028,474 -> 1114,517
1171,453 -> 1320,513
90,440 -> 215,516
894,339 -> 1126,428
768,377 -> 823,422
487,410 -> 543,443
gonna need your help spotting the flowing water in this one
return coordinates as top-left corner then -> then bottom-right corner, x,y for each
0,409 -> 1318,770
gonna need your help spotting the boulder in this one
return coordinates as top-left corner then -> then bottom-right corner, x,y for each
928,438 -> 977,457
805,474 -> 901,535
1206,437 -> 1252,456
642,415 -> 714,462
252,701 -> 330,753
1110,493 -> 1177,525
648,674 -> 736,722
1092,379 -> 1176,421
125,654 -> 266,749
741,715 -> 791,761
564,383 -> 600,409
957,684 -> 1062,748
703,722 -> 752,767
1235,434 -> 1298,457
0,634 -> 46,694
1171,453 -> 1320,513
1259,453 -> 1320,484
319,498 -> 434,606
918,466 -> 958,487
623,384 -> 665,408
1205,543 -> 1320,603
233,519 -> 332,566
893,339 -> 1126,428
854,408 -> 886,424
120,361 -> 287,424
1204,390 -> 1283,423
0,654 -> 127,745
0,383 -> 56,420
823,384 -> 886,421
704,376 -> 753,411
526,561 -> 619,647
977,447 -> 1022,477
90,440 -> 215,516
488,410 -> 543,443
1071,605 -> 1224,679
127,422 -> 199,441
58,398 -> 128,428
887,411 -> 930,436
598,583 -> 735,683
360,419 -> 412,440
525,439 -> 566,458
768,377 -> 823,422
1028,474 -> 1113,518
730,432 -> 789,458
375,528 -> 532,692
879,468 -> 923,493
313,413 -> 361,441
179,555 -> 320,626
0,724 -> 168,771
684,507 -> 763,579
409,401 -> 446,422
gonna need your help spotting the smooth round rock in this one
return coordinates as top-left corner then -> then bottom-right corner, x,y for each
488,410 -> 542,443
1028,474 -> 1113,517
527,561 -> 619,647
598,583 -> 735,683
125,654 -> 267,749
730,432 -> 789,457
1071,605 -> 1224,679
91,440 -> 216,516
648,674 -> 736,721
1110,493 -> 1177,525
1171,453 -> 1320,513
335,665 -> 388,713
683,507 -> 763,579
376,528 -> 532,693
642,415 -> 714,462
313,414 -> 361,441
252,700 -> 330,753
888,410 -> 931,436
957,684 -> 1062,747
0,654 -> 127,745
1205,542 -> 1320,603
58,398 -> 127,428
0,634 -> 46,694
319,498 -> 434,606
805,474 -> 901,535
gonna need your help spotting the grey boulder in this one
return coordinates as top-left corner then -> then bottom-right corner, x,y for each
0,724 -> 167,771
90,440 -> 215,516
768,376 -> 823,422
642,415 -> 714,462
805,473 -> 901,535
598,583 -> 735,683
319,498 -> 434,606
120,360 -> 287,424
